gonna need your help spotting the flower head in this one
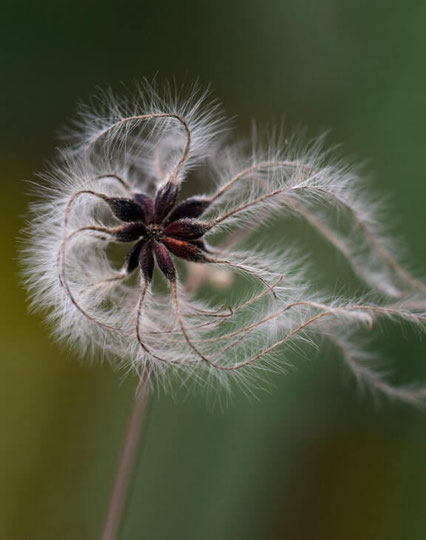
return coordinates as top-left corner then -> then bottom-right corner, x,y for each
22,81 -> 426,403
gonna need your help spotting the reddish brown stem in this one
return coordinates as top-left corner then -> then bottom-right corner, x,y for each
100,369 -> 151,540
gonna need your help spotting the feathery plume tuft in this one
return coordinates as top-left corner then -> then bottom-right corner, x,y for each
21,81 -> 426,404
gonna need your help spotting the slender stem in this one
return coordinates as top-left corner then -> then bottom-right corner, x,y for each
100,369 -> 151,540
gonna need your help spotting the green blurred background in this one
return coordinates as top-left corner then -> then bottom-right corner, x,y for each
2,1 -> 426,538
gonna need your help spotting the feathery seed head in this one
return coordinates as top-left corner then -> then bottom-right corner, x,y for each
21,81 -> 426,404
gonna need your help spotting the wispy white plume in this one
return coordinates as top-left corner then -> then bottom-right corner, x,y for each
21,81 -> 426,405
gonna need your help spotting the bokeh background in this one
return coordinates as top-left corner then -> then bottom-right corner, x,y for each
2,1 -> 426,538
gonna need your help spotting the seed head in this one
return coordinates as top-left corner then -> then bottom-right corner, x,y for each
21,81 -> 426,403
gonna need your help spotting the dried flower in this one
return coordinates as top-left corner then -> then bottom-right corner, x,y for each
22,81 -> 426,403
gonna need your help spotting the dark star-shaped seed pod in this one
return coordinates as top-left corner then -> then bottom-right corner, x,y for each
100,180 -> 212,283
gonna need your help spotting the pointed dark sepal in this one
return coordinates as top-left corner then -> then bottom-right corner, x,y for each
164,219 -> 210,240
188,238 -> 208,251
139,241 -> 155,282
133,193 -> 154,224
124,240 -> 145,274
105,197 -> 147,223
113,223 -> 146,242
162,237 -> 207,263
153,242 -> 176,281
154,181 -> 179,223
165,196 -> 210,224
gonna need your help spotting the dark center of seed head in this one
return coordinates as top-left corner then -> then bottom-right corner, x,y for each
145,224 -> 164,241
